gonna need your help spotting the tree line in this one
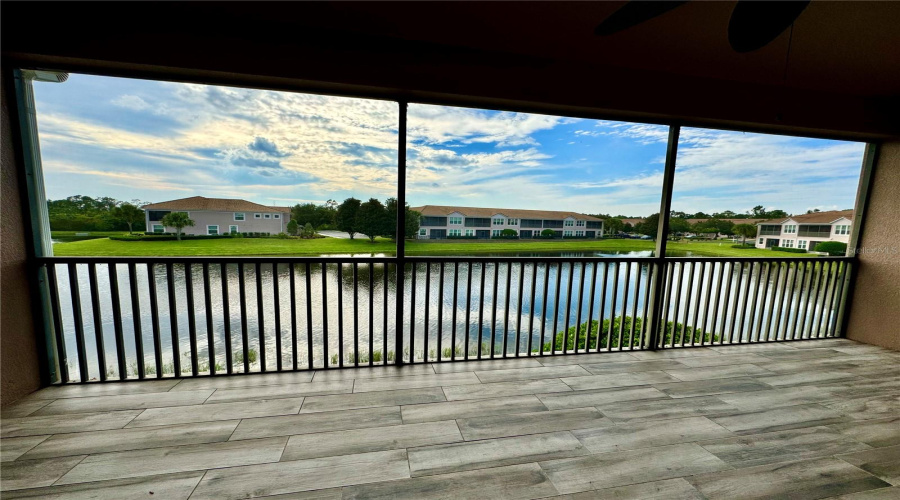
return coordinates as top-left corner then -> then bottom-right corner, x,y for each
48,195 -> 146,232
289,197 -> 420,242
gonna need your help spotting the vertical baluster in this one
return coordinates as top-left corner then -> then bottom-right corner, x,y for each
596,262 -> 610,352
773,262 -> 791,340
669,263 -> 684,348
409,262 -> 416,364
699,262 -> 714,346
563,262 -> 575,354
465,261 -> 473,359
437,263 -> 444,362
353,262 -> 360,366
807,261 -> 826,338
828,262 -> 848,336
528,263 -> 538,356
166,263 -> 180,376
203,263 -> 215,375
67,263 -> 88,382
255,262 -> 266,371
128,262 -> 145,379
383,263 -> 389,365
305,263 -> 314,369
658,262 -> 674,348
797,261 -> 816,339
337,262 -> 344,367
552,263 -> 563,355
478,262 -> 485,359
185,263 -> 198,376
491,261 -> 500,358
148,263 -> 162,378
289,263 -> 297,370
46,264 -> 69,383
790,262 -> 807,340
221,263 -> 233,374
516,262 -> 525,356
451,262 -> 459,361
814,262 -> 834,338
585,263 -> 597,354
618,261 -> 631,350
238,262 -> 250,373
88,264 -> 106,381
607,262 -> 620,351
639,263 -> 653,347
709,262 -> 725,345
369,263 -> 375,366
503,262 -> 512,357
763,262 -> 782,341
689,262 -> 705,346
678,262 -> 693,347
423,262 -> 430,363
540,263 -> 551,355
727,262 -> 744,344
273,263 -> 282,371
322,263 -> 329,368
749,262 -> 768,343
628,262 -> 640,349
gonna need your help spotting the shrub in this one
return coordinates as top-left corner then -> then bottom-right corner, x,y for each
447,235 -> 479,239
287,219 -> 299,236
537,229 -> 557,239
814,241 -> 848,256
771,246 -> 808,253
543,316 -> 718,353
276,232 -> 290,239
301,223 -> 316,239
731,243 -> 755,249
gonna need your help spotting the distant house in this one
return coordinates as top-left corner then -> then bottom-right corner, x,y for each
409,205 -> 604,239
143,196 -> 291,236
755,209 -> 853,251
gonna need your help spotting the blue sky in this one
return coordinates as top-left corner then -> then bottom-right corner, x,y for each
33,73 -> 865,216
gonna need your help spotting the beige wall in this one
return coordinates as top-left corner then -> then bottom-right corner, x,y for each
1,73 -> 44,405
845,140 -> 900,350
148,210 -> 289,235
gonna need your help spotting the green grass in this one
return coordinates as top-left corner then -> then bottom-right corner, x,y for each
52,236 -> 811,258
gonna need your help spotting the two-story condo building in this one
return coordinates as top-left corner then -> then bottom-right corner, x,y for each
755,209 -> 853,251
143,196 -> 292,236
410,205 -> 604,239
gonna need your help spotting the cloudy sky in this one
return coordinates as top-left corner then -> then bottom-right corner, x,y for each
33,73 -> 865,216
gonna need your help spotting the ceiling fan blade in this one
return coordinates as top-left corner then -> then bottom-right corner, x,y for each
595,1 -> 689,36
728,0 -> 810,53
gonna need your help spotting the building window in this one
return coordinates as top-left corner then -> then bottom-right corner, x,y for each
419,228 -> 427,236
759,225 -> 781,236
575,230 -> 584,237
783,224 -> 796,234
264,214 -> 271,219
758,238 -> 764,244
207,225 -> 219,235
449,216 -> 463,225
152,224 -> 164,233
798,240 -> 808,250
507,218 -> 518,225
576,220 -> 585,227
782,239 -> 794,248
493,218 -> 504,225
254,213 -> 261,219
449,229 -> 461,236
229,225 -> 238,234
492,229 -> 501,236
234,213 -> 245,221
835,224 -> 850,235
564,220 -> 574,227
465,229 -> 474,236
274,214 -> 280,219
564,230 -> 574,237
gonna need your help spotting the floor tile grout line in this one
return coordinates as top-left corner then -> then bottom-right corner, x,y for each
186,469 -> 208,500
48,453 -> 90,486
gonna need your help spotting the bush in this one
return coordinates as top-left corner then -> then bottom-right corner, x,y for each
276,232 -> 290,239
491,235 -> 519,239
544,316 -> 718,352
814,241 -> 848,256
771,246 -> 808,253
731,243 -> 755,248
447,235 -> 478,239
110,234 -> 233,241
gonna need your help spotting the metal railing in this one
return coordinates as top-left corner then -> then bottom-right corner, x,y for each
37,255 -> 852,384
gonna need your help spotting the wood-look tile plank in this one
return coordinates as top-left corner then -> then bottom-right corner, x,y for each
716,386 -> 836,411
204,380 -> 353,404
25,379 -> 181,400
560,371 -> 679,391
300,387 -> 445,413
352,372 -> 480,393
580,359 -> 687,375
126,397 -> 303,428
823,394 -> 900,421
710,403 -> 849,435
710,343 -> 798,354
537,386 -> 667,410
596,396 -> 738,423
56,436 -> 287,485
408,431 -> 586,477
1,471 -> 204,499
443,379 -> 572,401
540,442 -> 728,494
687,457 -> 890,500
698,425 -> 872,468
431,358 -> 542,373
0,436 -> 48,462
829,417 -> 900,448
21,420 -> 239,460
757,348 -> 844,361
32,390 -> 214,415
536,352 -> 638,366
230,406 -> 401,440
754,370 -> 859,388
559,478 -> 704,500
253,488 -> 342,499
169,372 -> 314,391
831,487 -> 900,499
653,377 -> 772,399
401,395 -> 547,424
674,354 -> 772,367
1,399 -> 52,418
312,364 -> 435,381
838,445 -> 900,485
190,449 -> 410,500
281,420 -> 462,461
818,378 -> 900,400
475,365 -> 591,384
342,462 -> 559,500
573,416 -> 733,454
457,408 -> 611,441
0,455 -> 86,491
663,363 -> 773,382
627,349 -> 721,360
2,410 -> 142,438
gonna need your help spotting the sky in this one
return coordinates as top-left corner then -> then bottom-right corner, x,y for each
33,73 -> 866,217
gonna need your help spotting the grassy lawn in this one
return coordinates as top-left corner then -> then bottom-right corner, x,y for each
52,236 -> 810,258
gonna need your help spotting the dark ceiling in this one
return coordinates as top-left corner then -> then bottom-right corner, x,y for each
2,1 -> 899,138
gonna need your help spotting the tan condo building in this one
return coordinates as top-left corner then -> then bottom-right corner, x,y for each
410,205 -> 604,239
755,209 -> 853,251
143,196 -> 292,236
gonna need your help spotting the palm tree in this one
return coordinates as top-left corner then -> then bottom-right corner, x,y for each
160,212 -> 195,241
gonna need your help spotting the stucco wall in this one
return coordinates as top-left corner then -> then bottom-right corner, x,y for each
1,73 -> 43,405
845,140 -> 900,350
147,210 -> 288,235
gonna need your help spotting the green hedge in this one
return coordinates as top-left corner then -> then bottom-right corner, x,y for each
490,235 -> 519,239
814,241 -> 848,256
771,246 -> 808,253
112,234 -> 234,241
544,316 -> 718,352
447,235 -> 479,240
731,243 -> 755,249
